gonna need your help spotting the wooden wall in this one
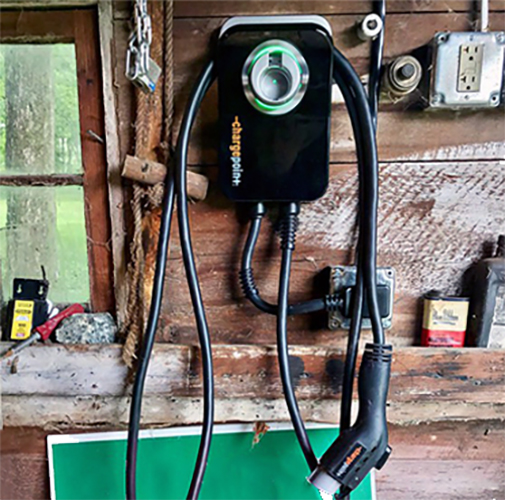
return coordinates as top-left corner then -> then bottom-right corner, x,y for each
1,2 -> 505,499
112,1 -> 505,348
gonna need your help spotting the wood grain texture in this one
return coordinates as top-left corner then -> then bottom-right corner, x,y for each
148,161 -> 505,346
3,396 -> 504,428
111,0 -> 505,19
172,0 -> 505,17
74,9 -> 115,314
0,174 -> 83,186
122,155 -> 209,200
377,460 -> 505,500
99,0 -> 128,327
167,13 -> 505,165
1,344 -> 503,406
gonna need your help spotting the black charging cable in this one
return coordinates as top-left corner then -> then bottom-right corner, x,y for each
276,202 -> 319,471
126,60 -> 216,500
240,203 -> 331,316
126,166 -> 176,500
176,61 -> 216,500
340,0 -> 386,434
238,38 -> 387,494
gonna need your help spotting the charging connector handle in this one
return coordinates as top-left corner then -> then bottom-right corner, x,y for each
309,343 -> 392,497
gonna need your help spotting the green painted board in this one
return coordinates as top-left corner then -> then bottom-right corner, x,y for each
48,423 -> 375,500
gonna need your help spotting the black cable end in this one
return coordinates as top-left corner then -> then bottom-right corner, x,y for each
239,267 -> 259,297
279,203 -> 300,251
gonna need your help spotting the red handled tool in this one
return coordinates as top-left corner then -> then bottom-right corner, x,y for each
0,304 -> 84,360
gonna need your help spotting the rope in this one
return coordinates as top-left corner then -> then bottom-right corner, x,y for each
122,0 -> 174,367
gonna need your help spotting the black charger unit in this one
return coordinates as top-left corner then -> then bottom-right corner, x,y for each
217,16 -> 334,202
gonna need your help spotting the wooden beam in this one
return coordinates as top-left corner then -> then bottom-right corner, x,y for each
171,0 -> 505,18
2,395 -> 504,428
2,344 -> 504,404
0,10 -> 76,41
1,0 -> 96,7
111,0 -> 505,20
0,174 -> 83,186
98,0 -> 128,328
74,9 -> 115,314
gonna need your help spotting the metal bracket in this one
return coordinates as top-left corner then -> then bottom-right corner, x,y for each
328,266 -> 395,330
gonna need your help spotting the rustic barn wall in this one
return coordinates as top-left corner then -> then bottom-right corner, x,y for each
112,1 -> 505,348
1,3 -> 505,500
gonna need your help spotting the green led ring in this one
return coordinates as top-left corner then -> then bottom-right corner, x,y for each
242,40 -> 310,116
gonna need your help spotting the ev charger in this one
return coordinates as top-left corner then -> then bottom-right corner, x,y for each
127,13 -> 392,500
217,16 -> 334,202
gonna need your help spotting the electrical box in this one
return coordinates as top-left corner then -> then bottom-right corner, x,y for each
328,266 -> 395,330
216,16 -> 334,202
429,31 -> 505,109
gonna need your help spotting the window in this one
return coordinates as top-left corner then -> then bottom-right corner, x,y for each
0,9 -> 114,312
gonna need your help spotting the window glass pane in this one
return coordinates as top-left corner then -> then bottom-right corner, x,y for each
0,44 -> 82,175
0,185 -> 90,304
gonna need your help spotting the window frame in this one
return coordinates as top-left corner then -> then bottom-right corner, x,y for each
0,8 -> 115,313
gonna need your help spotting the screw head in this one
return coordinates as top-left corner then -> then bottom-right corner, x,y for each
436,33 -> 448,44
431,93 -> 443,105
496,32 -> 505,44
490,93 -> 500,105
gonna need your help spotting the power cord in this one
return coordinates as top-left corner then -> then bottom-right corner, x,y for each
276,203 -> 319,471
239,204 -> 335,316
126,60 -> 216,500
126,167 -> 176,500
176,60 -> 216,500
340,0 -> 386,435
238,34 -> 389,498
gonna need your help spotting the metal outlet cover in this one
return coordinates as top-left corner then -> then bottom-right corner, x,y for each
328,266 -> 395,331
430,31 -> 505,109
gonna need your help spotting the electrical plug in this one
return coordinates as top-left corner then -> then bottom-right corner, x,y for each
308,343 -> 392,498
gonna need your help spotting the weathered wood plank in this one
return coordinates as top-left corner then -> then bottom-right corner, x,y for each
1,0 -> 96,7
2,395 -> 505,428
99,0 -> 128,328
3,420 -> 504,458
172,0 -> 505,17
74,9 -> 116,313
149,161 -> 505,345
165,13 -> 505,164
111,0 -> 505,19
2,344 -> 504,405
0,174 -> 83,186
377,460 -> 505,500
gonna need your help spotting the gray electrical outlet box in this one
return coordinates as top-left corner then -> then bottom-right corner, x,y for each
430,31 -> 505,109
328,266 -> 395,331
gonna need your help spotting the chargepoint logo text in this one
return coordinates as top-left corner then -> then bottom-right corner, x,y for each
230,116 -> 243,187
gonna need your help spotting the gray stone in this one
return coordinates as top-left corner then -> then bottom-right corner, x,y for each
55,313 -> 117,344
